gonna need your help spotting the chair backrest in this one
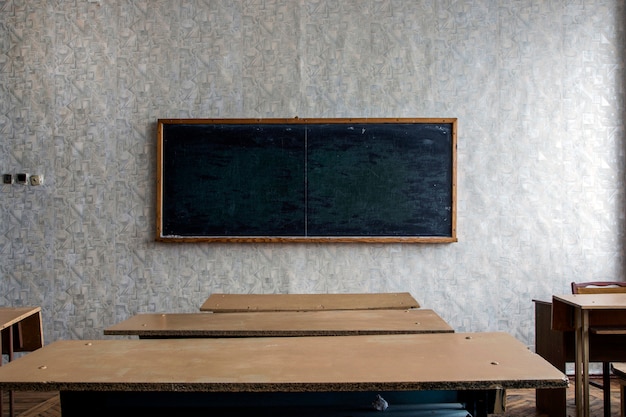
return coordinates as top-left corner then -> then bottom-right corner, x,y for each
571,281 -> 626,294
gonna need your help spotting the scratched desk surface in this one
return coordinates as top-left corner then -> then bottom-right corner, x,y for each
0,332 -> 568,393
200,292 -> 420,312
104,309 -> 453,337
553,293 -> 626,309
0,307 -> 44,352
0,307 -> 41,330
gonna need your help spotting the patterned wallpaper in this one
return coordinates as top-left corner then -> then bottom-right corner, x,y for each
0,0 -> 624,348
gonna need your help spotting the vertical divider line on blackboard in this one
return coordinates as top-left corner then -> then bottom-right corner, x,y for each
304,126 -> 308,237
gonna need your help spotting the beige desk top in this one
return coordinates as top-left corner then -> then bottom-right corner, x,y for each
104,309 -> 453,337
552,294 -> 626,332
200,292 -> 420,312
553,293 -> 626,309
0,332 -> 567,393
0,307 -> 41,331
0,307 -> 44,352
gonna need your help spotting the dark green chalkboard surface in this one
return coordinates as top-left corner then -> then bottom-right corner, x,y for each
157,118 -> 456,243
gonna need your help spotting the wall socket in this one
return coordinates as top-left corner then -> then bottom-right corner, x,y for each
2,173 -> 44,185
16,173 -> 29,184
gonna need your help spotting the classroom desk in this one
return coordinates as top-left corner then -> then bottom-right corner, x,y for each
0,332 -> 567,417
200,292 -> 420,312
551,294 -> 626,417
534,300 -> 626,417
0,307 -> 44,417
104,309 -> 454,338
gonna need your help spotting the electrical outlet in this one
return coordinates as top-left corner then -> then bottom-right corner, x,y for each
29,174 -> 44,186
16,173 -> 28,185
2,174 -> 12,184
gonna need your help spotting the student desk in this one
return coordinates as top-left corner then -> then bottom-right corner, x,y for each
0,307 -> 44,417
0,332 -> 567,417
551,294 -> 626,417
104,309 -> 454,338
200,292 -> 420,312
534,300 -> 626,416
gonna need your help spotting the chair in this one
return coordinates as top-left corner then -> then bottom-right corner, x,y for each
571,281 -> 626,417
612,363 -> 626,417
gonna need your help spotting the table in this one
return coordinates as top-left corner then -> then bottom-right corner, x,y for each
0,307 -> 44,417
200,292 -> 420,312
104,309 -> 454,338
552,294 -> 626,417
0,332 -> 567,417
534,299 -> 626,416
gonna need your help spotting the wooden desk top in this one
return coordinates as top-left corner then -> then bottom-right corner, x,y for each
552,294 -> 626,331
0,307 -> 44,352
200,292 -> 420,312
0,307 -> 41,330
553,293 -> 626,310
0,332 -> 568,393
104,309 -> 453,337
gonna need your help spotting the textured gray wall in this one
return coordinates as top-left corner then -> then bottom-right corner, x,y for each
1,1 -> 624,348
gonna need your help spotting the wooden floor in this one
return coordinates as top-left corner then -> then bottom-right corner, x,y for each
1,391 -> 59,417
1,378 -> 622,416
505,378 -> 622,417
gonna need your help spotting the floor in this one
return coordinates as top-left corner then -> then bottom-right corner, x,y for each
1,391 -> 59,417
1,378 -> 622,417
505,378 -> 621,417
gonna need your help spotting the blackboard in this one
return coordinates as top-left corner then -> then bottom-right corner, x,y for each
157,118 -> 457,243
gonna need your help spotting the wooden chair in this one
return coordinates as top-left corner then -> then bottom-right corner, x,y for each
611,363 -> 626,417
572,281 -> 626,294
571,281 -> 626,417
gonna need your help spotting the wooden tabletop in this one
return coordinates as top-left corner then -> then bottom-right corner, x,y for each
104,309 -> 453,337
553,293 -> 626,309
0,307 -> 41,330
552,293 -> 626,332
0,332 -> 568,393
200,292 -> 419,312
0,307 -> 44,352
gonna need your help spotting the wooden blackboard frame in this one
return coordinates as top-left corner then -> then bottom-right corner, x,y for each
156,118 -> 457,243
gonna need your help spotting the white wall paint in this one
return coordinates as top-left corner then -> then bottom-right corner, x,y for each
0,0 -> 624,348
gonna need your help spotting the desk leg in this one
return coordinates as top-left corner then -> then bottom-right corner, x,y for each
0,326 -> 16,417
575,308 -> 590,417
582,310 -> 590,417
7,326 -> 14,417
0,329 -> 3,417
575,308 -> 583,417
